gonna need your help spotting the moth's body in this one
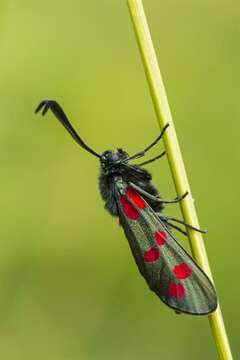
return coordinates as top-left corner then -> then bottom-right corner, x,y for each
35,100 -> 218,315
97,149 -> 217,315
99,149 -> 163,217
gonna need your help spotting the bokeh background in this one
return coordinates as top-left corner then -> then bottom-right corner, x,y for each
0,1 -> 239,359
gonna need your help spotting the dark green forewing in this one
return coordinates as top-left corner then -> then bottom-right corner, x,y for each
116,182 -> 217,315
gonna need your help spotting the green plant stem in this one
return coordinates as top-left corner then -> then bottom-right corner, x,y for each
126,1 -> 233,359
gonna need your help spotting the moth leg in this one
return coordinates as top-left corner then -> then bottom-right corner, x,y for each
161,191 -> 189,204
158,214 -> 207,234
175,311 -> 182,315
136,151 -> 166,167
142,123 -> 169,153
129,182 -> 188,204
160,215 -> 188,236
126,123 -> 169,161
163,221 -> 188,236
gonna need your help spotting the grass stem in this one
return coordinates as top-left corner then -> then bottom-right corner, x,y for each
126,1 -> 233,359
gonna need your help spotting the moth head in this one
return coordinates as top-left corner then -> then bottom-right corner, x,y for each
100,149 -> 129,173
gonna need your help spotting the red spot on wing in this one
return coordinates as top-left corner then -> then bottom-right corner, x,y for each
168,283 -> 185,299
120,195 -> 139,220
143,248 -> 160,262
173,263 -> 192,279
127,187 -> 145,209
154,230 -> 167,245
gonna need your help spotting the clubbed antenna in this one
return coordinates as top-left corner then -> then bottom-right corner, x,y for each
35,100 -> 100,158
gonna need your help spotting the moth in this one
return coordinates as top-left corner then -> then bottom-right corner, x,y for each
35,100 -> 217,315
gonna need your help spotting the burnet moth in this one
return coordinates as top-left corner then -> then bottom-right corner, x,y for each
35,100 -> 217,315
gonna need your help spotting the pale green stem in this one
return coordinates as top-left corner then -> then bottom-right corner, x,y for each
126,1 -> 233,359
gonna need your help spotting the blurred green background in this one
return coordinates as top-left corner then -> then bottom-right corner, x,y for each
0,1 -> 239,359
